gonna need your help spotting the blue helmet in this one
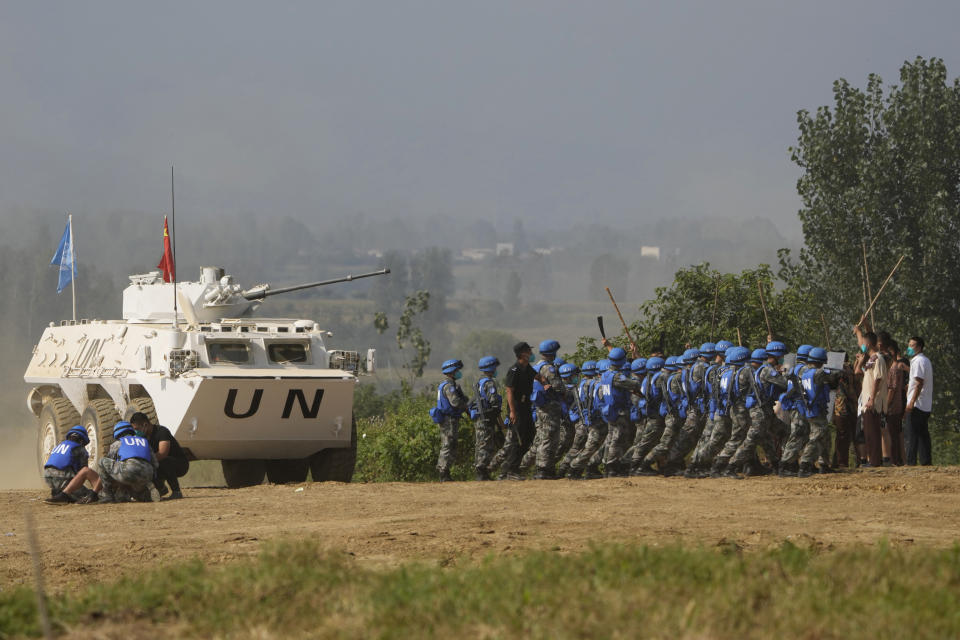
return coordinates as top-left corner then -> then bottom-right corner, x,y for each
796,345 -> 812,362
441,359 -> 464,374
725,346 -> 749,365
765,341 -> 787,358
631,358 -> 647,374
581,360 -> 597,376
750,348 -> 767,363
646,356 -> 665,372
66,425 -> 89,446
608,347 -> 627,368
559,363 -> 579,379
478,356 -> 499,372
113,421 -> 136,439
539,339 -> 560,356
596,358 -> 610,372
808,347 -> 828,363
553,357 -> 566,367
681,348 -> 700,365
715,340 -> 734,355
663,356 -> 679,371
699,342 -> 716,358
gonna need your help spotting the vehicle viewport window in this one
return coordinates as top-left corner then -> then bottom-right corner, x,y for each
208,342 -> 251,364
268,343 -> 309,364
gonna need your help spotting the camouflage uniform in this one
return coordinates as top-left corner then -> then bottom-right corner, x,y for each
799,368 -> 843,467
43,444 -> 88,493
437,379 -> 468,475
598,367 -> 644,474
533,359 -> 566,473
644,370 -> 684,468
473,377 -> 503,476
559,378 -> 594,473
98,440 -> 158,503
730,363 -> 787,471
690,363 -> 725,469
629,372 -> 666,469
664,360 -> 709,471
713,366 -> 753,471
780,364 -> 812,466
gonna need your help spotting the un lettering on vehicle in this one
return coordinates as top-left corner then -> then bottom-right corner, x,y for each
224,387 -> 326,419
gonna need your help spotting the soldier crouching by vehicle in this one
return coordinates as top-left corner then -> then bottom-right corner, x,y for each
97,421 -> 160,502
43,426 -> 100,504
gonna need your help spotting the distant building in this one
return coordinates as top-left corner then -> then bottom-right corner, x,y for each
496,242 -> 514,257
366,249 -> 384,259
640,246 -> 660,260
461,248 -> 493,262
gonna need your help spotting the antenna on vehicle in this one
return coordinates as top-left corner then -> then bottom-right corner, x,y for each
171,166 -> 179,329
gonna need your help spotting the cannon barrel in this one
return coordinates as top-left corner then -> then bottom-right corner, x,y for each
241,268 -> 390,301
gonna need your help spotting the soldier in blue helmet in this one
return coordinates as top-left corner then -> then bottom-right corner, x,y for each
555,363 -> 581,466
728,344 -> 789,477
529,339 -> 569,479
797,347 -> 844,477
660,346 -> 711,476
684,340 -> 733,478
42,426 -> 100,504
622,358 -> 648,472
779,345 -> 814,476
96,421 -> 160,503
558,361 -> 597,477
709,346 -> 754,478
626,355 -> 667,475
635,355 -> 685,475
471,356 -> 503,481
430,359 -> 469,482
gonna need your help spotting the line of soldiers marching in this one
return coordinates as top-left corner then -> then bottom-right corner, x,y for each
430,338 -> 843,481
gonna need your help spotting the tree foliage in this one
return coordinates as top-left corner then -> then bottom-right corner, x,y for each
784,56 -> 960,459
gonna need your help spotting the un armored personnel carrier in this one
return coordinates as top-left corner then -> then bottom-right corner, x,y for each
25,266 -> 388,487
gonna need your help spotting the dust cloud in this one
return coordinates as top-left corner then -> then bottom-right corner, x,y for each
0,426 -> 42,489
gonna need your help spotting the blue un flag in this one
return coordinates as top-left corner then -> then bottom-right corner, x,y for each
51,221 -> 75,293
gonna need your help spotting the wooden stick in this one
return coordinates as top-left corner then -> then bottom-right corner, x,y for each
757,279 -> 772,337
710,277 -> 720,342
821,312 -> 831,351
857,255 -> 906,328
605,287 -> 640,356
736,327 -> 742,346
862,240 -> 875,329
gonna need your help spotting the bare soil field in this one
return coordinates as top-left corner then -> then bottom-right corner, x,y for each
2,466 -> 959,592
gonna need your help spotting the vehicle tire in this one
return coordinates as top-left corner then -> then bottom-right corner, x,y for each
123,397 -> 158,425
265,459 -> 310,484
221,460 -> 266,488
81,399 -> 121,467
309,418 -> 357,483
37,398 -> 81,472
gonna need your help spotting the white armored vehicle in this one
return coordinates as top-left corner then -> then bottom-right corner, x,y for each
25,266 -> 388,487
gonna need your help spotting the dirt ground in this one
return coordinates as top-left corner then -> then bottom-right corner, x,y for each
2,466 -> 959,592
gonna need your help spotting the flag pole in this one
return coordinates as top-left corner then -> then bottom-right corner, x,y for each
68,213 -> 77,322
171,166 -> 179,329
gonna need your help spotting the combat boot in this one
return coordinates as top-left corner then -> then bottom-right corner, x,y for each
556,463 -> 570,478
533,467 -> 550,480
566,466 -> 585,479
631,461 -> 659,477
439,468 -> 453,483
683,464 -> 702,479
778,461 -> 798,477
475,467 -> 491,481
44,490 -> 76,505
708,461 -> 726,479
721,464 -> 742,479
818,465 -> 835,475
585,463 -> 603,479
797,463 -> 814,478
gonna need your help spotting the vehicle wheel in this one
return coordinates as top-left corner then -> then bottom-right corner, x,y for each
124,397 -> 158,424
309,418 -> 357,482
221,460 -> 266,488
81,399 -> 121,467
265,459 -> 310,484
37,398 -> 81,472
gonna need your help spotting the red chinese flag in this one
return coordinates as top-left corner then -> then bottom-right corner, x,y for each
157,216 -> 175,283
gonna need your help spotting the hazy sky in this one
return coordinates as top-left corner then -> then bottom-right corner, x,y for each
2,1 -> 958,239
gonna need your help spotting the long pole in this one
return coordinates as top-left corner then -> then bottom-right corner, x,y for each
862,240 -> 875,329
859,263 -> 869,329
605,287 -> 639,356
171,166 -> 178,329
756,278 -> 772,338
710,277 -> 720,342
736,327 -> 742,346
68,213 -> 77,322
857,255 -> 906,328
821,312 -> 831,351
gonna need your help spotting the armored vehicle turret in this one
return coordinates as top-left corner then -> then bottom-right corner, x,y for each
25,266 -> 388,487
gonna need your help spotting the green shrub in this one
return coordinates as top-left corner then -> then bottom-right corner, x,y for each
354,388 -> 479,482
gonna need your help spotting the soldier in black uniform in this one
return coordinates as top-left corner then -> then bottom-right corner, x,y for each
500,342 -> 537,480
